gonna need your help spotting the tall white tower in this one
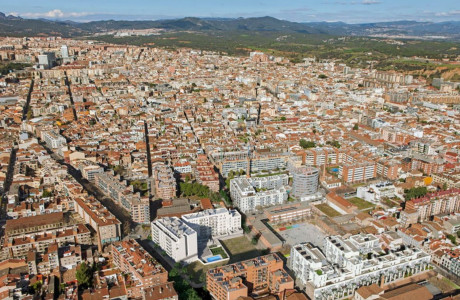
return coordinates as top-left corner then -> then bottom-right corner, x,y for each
61,45 -> 69,58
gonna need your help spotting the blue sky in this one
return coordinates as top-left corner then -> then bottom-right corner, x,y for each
3,0 -> 460,23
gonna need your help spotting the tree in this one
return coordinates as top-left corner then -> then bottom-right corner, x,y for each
30,281 -> 42,293
353,123 -> 359,130
447,234 -> 457,245
76,262 -> 92,289
299,139 -> 316,149
41,189 -> 53,198
326,140 -> 341,149
318,74 -> 328,79
185,288 -> 201,300
122,222 -> 131,236
280,116 -> 286,121
26,110 -> 34,120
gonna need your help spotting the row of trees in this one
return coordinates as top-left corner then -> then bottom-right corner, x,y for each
180,181 -> 232,205
179,182 -> 211,198
404,186 -> 428,201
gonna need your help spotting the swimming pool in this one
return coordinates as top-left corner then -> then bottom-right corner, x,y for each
206,255 -> 222,263
331,168 -> 339,172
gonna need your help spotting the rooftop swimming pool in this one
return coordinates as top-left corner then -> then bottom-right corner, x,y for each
206,255 -> 223,263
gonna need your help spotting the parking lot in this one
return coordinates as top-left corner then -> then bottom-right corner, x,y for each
278,222 -> 327,250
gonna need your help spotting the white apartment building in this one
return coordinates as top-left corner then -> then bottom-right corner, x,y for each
230,175 -> 288,213
76,162 -> 104,182
356,182 -> 396,203
181,208 -> 242,242
173,160 -> 192,174
42,131 -> 67,149
290,234 -> 431,300
151,217 -> 198,263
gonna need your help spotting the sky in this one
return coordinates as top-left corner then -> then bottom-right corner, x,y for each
3,0 -> 460,23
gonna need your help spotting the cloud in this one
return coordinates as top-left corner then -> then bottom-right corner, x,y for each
334,0 -> 381,5
361,0 -> 381,4
435,10 -> 460,17
12,9 -> 94,19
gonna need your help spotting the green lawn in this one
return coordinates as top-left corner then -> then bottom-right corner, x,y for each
186,260 -> 226,284
315,204 -> 342,217
220,236 -> 261,263
383,198 -> 400,208
210,246 -> 228,259
348,197 -> 375,210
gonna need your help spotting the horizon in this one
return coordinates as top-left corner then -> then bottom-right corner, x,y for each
2,13 -> 460,25
3,0 -> 459,24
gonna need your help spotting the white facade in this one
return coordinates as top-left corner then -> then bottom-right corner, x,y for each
291,167 -> 319,198
230,175 -> 288,213
151,217 -> 198,263
42,131 -> 67,149
61,45 -> 69,58
173,160 -> 192,174
181,208 -> 242,241
356,182 -> 396,203
290,234 -> 431,300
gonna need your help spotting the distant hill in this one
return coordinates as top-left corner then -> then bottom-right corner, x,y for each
74,16 -> 325,34
0,13 -> 87,37
0,12 -> 459,40
304,20 -> 460,38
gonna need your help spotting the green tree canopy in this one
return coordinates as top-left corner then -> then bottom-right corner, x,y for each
76,262 -> 92,289
299,139 -> 316,149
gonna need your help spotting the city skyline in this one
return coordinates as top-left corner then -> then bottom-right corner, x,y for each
3,0 -> 460,23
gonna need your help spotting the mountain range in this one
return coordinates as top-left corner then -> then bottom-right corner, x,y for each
1,12 -> 459,40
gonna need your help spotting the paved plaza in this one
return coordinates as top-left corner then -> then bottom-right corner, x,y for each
278,222 -> 326,250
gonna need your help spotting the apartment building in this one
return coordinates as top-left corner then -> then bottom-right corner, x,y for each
410,154 -> 445,176
73,197 -> 121,251
111,239 -> 172,298
173,160 -> 192,175
376,159 -> 400,180
304,148 -> 342,166
405,189 -> 460,222
195,154 -> 219,192
438,249 -> 460,277
153,164 -> 177,202
210,149 -> 289,177
207,253 -> 294,300
339,162 -> 376,183
151,217 -> 198,263
250,149 -> 289,173
210,150 -> 249,177
291,167 -> 319,198
42,130 -> 67,149
94,171 -> 150,223
181,208 -> 242,242
432,172 -> 460,189
290,234 -> 431,300
356,182 -> 396,203
59,245 -> 83,271
5,224 -> 91,259
5,212 -> 66,238
230,175 -> 288,213
74,160 -> 104,182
